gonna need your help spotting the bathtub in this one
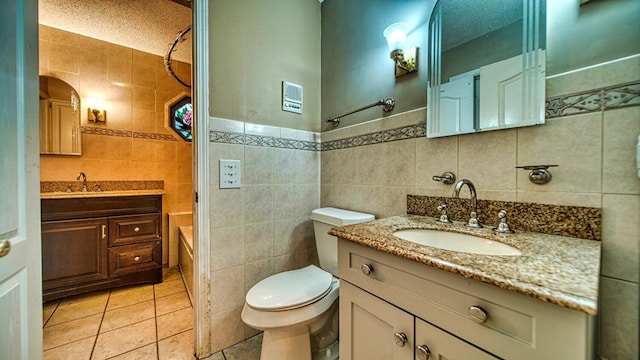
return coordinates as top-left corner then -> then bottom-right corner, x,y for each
178,225 -> 193,302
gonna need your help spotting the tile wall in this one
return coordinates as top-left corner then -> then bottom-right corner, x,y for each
208,117 -> 321,352
38,25 -> 193,264
320,55 -> 639,360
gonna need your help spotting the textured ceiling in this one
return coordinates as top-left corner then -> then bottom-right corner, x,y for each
39,0 -> 192,63
441,0 -> 522,51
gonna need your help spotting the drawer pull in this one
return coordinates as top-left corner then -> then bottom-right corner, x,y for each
134,256 -> 141,261
361,263 -> 373,275
416,345 -> 431,360
393,332 -> 408,347
468,305 -> 488,324
134,227 -> 140,232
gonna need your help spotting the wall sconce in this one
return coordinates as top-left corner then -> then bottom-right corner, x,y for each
383,22 -> 418,77
86,98 -> 107,122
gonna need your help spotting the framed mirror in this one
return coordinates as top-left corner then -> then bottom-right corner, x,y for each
427,0 -> 546,138
39,76 -> 82,155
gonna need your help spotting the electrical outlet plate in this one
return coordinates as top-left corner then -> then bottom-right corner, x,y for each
219,159 -> 241,189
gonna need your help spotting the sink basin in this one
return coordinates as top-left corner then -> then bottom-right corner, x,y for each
393,229 -> 521,256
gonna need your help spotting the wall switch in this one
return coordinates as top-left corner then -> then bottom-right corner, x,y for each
219,159 -> 241,189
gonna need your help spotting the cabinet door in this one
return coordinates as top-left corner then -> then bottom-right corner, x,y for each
340,281 -> 414,360
41,218 -> 109,290
415,318 -> 498,360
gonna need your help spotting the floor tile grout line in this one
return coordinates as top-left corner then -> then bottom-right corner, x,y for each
154,277 -> 161,360
89,289 -> 111,360
42,300 -> 60,328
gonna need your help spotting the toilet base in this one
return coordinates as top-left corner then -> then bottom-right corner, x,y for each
261,326 -> 312,360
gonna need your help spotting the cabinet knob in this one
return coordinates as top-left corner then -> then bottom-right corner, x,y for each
0,239 -> 11,258
416,345 -> 431,360
393,332 -> 408,347
134,227 -> 140,232
134,256 -> 141,261
361,263 -> 373,275
468,305 -> 488,324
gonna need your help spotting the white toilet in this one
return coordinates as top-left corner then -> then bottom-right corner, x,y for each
241,207 -> 375,360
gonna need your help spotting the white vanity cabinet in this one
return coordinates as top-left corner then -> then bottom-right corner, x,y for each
338,239 -> 595,360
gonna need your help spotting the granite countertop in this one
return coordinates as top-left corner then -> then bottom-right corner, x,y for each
329,215 -> 601,315
40,180 -> 165,199
41,189 -> 166,199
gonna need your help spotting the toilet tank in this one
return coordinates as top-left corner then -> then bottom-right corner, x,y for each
311,207 -> 374,277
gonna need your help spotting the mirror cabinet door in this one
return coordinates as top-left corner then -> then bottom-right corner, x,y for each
427,0 -> 546,138
39,76 -> 82,155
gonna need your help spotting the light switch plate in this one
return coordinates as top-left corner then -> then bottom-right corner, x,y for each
219,159 -> 241,189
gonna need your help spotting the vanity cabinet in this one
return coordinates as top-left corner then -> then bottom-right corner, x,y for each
41,195 -> 162,301
338,239 -> 595,360
341,281 -> 497,359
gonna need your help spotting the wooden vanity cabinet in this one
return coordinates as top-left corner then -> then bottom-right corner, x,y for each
338,239 -> 595,360
41,195 -> 162,301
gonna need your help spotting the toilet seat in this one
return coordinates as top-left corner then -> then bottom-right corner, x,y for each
246,265 -> 333,311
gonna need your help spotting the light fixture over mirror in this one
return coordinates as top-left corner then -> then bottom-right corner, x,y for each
427,0 -> 546,138
86,97 -> 107,122
383,22 -> 418,77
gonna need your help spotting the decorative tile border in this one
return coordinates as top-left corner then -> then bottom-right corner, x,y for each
321,80 -> 640,151
545,80 -> 640,119
321,124 -> 425,151
407,195 -> 601,240
81,126 -> 179,142
209,131 -> 321,151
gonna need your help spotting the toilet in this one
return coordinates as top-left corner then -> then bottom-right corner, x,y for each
241,207 -> 375,360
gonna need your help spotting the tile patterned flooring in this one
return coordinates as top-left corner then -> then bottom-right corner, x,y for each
43,268 -> 262,360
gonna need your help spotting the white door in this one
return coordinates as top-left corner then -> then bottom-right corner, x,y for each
0,0 -> 43,359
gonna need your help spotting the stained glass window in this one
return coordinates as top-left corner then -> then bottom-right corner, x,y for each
169,96 -> 192,142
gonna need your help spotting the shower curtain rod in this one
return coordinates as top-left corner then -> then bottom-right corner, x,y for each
326,98 -> 395,127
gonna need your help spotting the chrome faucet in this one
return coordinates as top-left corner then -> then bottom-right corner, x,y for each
76,172 -> 88,192
452,179 -> 482,228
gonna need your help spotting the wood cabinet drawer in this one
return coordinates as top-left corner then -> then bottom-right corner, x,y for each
109,214 -> 161,246
338,239 -> 593,359
109,241 -> 161,277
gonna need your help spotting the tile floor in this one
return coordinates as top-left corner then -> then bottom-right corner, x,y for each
42,267 -> 262,360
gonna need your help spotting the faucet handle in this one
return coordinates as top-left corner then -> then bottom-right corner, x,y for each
432,172 -> 456,185
493,209 -> 514,233
436,204 -> 453,224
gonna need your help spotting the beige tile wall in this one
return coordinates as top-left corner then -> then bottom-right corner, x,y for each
39,25 -> 193,264
321,55 -> 640,360
208,118 -> 321,352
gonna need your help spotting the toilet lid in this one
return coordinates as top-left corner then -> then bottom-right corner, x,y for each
246,265 -> 333,311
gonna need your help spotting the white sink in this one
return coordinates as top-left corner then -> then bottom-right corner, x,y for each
393,229 -> 521,256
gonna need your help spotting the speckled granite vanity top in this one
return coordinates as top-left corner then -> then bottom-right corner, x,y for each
41,189 -> 165,199
40,180 -> 165,199
329,215 -> 600,315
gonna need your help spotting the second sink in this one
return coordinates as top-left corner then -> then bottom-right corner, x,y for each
393,229 -> 521,256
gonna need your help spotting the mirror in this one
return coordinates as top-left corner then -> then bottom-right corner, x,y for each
427,0 -> 546,138
39,76 -> 82,155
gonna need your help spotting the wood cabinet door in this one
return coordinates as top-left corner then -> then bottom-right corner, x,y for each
340,281 -> 414,360
415,318 -> 498,360
41,218 -> 109,290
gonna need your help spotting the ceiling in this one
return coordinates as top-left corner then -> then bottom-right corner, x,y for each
39,0 -> 192,63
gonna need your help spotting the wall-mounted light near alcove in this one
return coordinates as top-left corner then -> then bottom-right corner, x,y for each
86,97 -> 107,122
383,22 -> 418,78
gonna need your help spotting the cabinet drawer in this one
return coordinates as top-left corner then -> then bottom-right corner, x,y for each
109,214 -> 161,245
109,241 -> 161,277
338,239 -> 594,359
